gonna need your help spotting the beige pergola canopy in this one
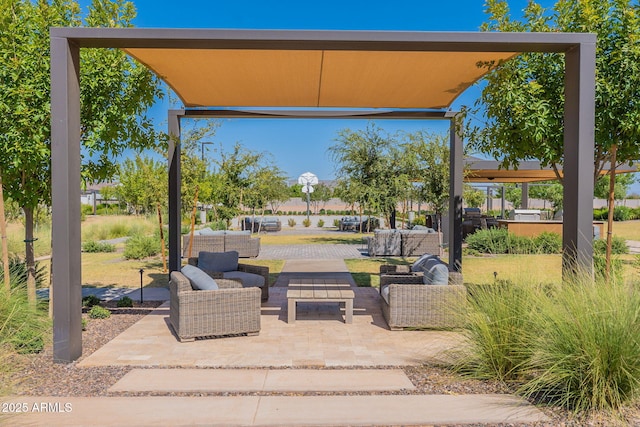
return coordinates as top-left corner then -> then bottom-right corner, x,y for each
125,48 -> 517,108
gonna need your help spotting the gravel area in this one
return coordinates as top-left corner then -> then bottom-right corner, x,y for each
6,308 -> 638,426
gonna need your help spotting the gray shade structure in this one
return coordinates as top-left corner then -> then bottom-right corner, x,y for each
50,28 -> 595,362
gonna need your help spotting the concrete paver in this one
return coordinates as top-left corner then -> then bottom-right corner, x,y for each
109,368 -> 415,393
4,395 -> 549,426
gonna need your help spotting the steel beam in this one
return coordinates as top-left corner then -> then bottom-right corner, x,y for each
168,110 -> 183,272
448,117 -> 463,271
563,42 -> 596,275
521,183 -> 529,209
50,36 -> 82,362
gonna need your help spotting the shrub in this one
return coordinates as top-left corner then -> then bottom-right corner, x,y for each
317,219 -> 325,228
465,228 -> 510,254
333,219 -> 340,227
88,305 -> 111,319
82,295 -> 101,308
123,234 -> 160,259
466,229 -> 562,255
82,240 -> 116,253
593,235 -> 629,255
532,232 -> 562,254
116,296 -> 134,307
613,206 -> 633,221
287,218 -> 296,228
302,218 -> 311,227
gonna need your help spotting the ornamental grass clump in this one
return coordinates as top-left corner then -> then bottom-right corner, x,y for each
520,275 -> 640,413
458,269 -> 640,416
456,280 -> 539,382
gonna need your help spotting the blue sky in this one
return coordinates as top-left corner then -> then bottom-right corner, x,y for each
99,0 -> 593,185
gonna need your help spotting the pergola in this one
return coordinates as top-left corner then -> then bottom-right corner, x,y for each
50,28 -> 596,362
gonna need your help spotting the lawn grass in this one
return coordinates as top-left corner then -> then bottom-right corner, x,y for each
345,253 -> 640,287
607,219 -> 640,241
259,233 -> 370,245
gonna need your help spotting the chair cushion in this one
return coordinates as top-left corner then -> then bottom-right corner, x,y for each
422,259 -> 449,285
224,230 -> 251,236
222,271 -> 265,288
181,265 -> 219,290
380,285 -> 391,304
198,227 -> 224,236
198,251 -> 239,272
411,253 -> 439,272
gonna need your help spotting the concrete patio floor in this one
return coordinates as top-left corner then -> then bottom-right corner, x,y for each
79,286 -> 463,368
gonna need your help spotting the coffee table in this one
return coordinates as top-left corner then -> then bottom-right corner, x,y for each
286,278 -> 355,324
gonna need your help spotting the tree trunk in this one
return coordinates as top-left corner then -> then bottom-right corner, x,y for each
23,206 -> 37,306
0,171 -> 10,291
605,144 -> 617,282
157,203 -> 167,273
389,208 -> 397,230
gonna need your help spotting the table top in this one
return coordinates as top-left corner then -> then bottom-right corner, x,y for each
287,278 -> 355,300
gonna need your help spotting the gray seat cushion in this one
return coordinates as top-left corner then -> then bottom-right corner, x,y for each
181,265 -> 219,290
198,251 -> 239,272
223,271 -> 265,288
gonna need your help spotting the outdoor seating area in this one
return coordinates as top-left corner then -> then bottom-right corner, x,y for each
182,229 -> 260,258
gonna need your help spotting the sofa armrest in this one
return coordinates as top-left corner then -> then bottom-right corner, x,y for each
238,263 -> 270,286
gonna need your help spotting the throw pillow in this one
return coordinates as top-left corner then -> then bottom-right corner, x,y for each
411,253 -> 438,272
181,264 -> 219,290
422,259 -> 449,285
198,251 -> 239,272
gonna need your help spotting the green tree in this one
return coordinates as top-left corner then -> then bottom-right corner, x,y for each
289,183 -> 303,198
594,173 -> 636,200
466,0 -> 640,184
208,142 -> 264,225
463,184 -> 486,209
0,0 -> 162,303
309,183 -> 332,214
502,183 -> 522,209
329,123 -> 409,229
529,182 -> 564,214
116,155 -> 167,215
244,165 -> 288,227
403,131 -> 450,223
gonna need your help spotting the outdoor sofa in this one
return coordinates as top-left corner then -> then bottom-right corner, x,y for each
379,256 -> 465,330
182,228 -> 260,258
169,267 -> 261,342
367,228 -> 443,257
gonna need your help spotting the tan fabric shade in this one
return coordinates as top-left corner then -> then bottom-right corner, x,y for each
124,48 -> 518,108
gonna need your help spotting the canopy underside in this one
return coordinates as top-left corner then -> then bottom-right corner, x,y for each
124,48 -> 518,108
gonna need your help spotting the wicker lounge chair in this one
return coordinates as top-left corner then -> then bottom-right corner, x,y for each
379,264 -> 465,330
188,257 -> 270,302
169,270 -> 261,342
